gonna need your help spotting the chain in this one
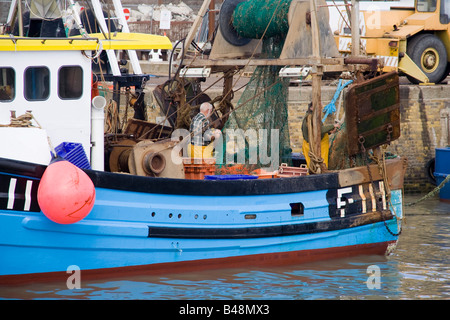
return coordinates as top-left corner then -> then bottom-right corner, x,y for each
386,124 -> 393,144
359,135 -> 401,236
381,209 -> 402,237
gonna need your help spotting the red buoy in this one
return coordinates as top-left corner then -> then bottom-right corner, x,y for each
38,160 -> 95,224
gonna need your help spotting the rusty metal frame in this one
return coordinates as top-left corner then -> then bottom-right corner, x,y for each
345,72 -> 401,155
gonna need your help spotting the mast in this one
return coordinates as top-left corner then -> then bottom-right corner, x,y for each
351,0 -> 360,57
17,0 -> 24,37
309,0 -> 326,174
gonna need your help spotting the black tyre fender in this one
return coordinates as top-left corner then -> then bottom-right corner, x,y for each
425,157 -> 436,186
406,33 -> 448,84
219,0 -> 252,46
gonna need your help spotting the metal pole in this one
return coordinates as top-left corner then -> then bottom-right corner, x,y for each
351,0 -> 360,56
18,0 -> 23,37
309,0 -> 325,173
208,0 -> 215,40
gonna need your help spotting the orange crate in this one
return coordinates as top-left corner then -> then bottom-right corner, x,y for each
183,158 -> 216,180
277,163 -> 308,177
251,168 -> 278,179
257,173 -> 278,179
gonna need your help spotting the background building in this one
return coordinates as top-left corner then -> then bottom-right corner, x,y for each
0,1 -> 222,25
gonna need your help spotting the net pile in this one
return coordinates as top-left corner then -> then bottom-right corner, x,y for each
221,37 -> 291,170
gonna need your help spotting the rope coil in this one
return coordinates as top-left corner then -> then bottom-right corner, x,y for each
1,110 -> 34,127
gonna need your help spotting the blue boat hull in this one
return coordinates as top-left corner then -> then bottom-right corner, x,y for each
434,147 -> 450,202
0,157 -> 404,283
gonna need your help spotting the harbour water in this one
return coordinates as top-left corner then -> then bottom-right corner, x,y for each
0,194 -> 448,301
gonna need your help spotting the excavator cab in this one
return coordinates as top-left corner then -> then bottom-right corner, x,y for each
416,0 -> 438,12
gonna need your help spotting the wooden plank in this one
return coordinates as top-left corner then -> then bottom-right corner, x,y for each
337,157 -> 407,190
183,0 -> 211,55
6,0 -> 18,27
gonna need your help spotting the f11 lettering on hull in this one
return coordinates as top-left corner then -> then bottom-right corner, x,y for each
327,181 -> 388,218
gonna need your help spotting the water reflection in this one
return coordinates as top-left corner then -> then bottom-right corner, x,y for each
0,195 -> 449,300
392,196 -> 450,299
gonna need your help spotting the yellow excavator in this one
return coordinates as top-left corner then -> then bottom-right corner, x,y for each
335,0 -> 450,84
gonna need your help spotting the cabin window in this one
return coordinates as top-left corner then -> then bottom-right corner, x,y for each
441,0 -> 450,24
24,67 -> 50,101
0,67 -> 15,102
58,66 -> 83,99
416,0 -> 437,12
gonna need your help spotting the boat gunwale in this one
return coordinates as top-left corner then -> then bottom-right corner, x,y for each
0,157 -> 339,196
0,155 -> 406,197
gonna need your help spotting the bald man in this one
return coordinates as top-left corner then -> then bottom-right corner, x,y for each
188,102 -> 220,159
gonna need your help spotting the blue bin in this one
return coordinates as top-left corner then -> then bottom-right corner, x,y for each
204,175 -> 258,180
435,147 -> 450,174
54,142 -> 91,170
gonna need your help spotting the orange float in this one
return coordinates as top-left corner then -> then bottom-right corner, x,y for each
37,160 -> 95,224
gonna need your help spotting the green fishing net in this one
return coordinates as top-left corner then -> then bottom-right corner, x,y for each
232,0 -> 292,39
219,36 -> 291,170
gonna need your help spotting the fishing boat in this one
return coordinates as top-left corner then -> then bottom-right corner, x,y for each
0,0 -> 406,284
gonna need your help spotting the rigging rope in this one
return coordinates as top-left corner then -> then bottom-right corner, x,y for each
322,79 -> 353,123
